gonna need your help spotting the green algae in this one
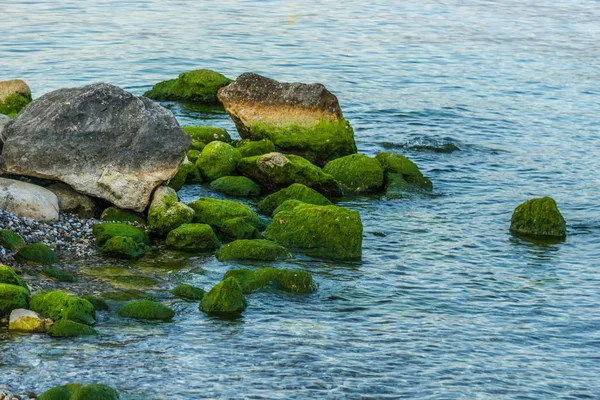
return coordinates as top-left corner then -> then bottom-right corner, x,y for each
47,319 -> 99,337
171,284 -> 205,300
168,159 -> 202,191
42,267 -> 75,282
219,217 -> 262,242
199,277 -> 246,315
144,69 -> 232,104
147,187 -> 195,236
37,383 -> 119,400
187,197 -> 262,230
82,295 -> 109,311
209,176 -> 261,197
187,149 -> 202,163
196,141 -> 242,181
215,239 -> 292,262
0,264 -> 27,289
257,183 -> 332,215
92,223 -> 150,246
182,126 -> 232,144
0,283 -> 29,317
14,243 -> 58,265
323,153 -> 384,194
30,291 -> 95,325
100,207 -> 146,225
224,267 -> 316,294
0,92 -> 31,117
99,289 -> 148,302
165,223 -> 220,252
116,299 -> 175,321
0,229 -> 25,251
236,138 -> 275,158
376,152 -> 423,176
102,236 -> 149,259
271,199 -> 305,217
510,197 -> 567,239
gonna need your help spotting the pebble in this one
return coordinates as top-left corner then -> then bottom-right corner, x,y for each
0,392 -> 22,400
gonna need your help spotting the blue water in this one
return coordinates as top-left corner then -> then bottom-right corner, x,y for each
1,1 -> 599,398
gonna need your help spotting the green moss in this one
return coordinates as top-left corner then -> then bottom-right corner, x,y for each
30,291 -> 95,325
47,319 -> 99,337
510,197 -> 567,239
171,284 -> 205,300
271,200 -> 305,217
0,264 -> 27,289
165,223 -> 220,252
323,154 -> 384,194
92,223 -> 150,246
236,138 -> 275,158
199,277 -> 246,315
265,204 -> 362,260
257,183 -> 332,215
238,153 -> 342,198
14,243 -> 58,265
144,69 -> 232,103
0,92 -> 31,117
38,383 -> 119,400
196,141 -> 242,181
219,217 -> 262,242
225,267 -> 316,294
0,229 -> 25,251
187,149 -> 202,163
102,236 -> 149,259
190,140 -> 206,152
187,197 -> 261,230
147,187 -> 195,236
99,289 -> 148,302
376,152 -> 423,176
100,207 -> 145,225
83,295 -> 109,311
116,300 -> 175,321
42,267 -> 75,282
82,267 -> 158,290
209,176 -> 261,197
0,283 -> 29,317
216,239 -> 292,262
385,173 -> 430,198
182,126 -> 232,144
168,160 -> 194,191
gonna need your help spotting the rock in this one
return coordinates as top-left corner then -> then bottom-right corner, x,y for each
0,229 -> 25,252
37,383 -> 119,400
30,291 -> 95,325
46,183 -> 97,218
182,126 -> 231,144
0,113 -> 10,146
196,141 -> 242,181
271,199 -> 306,217
0,265 -> 27,288
168,158 -> 202,191
257,183 -> 332,215
219,218 -> 262,242
199,277 -> 246,315
265,204 -> 362,260
92,223 -> 150,247
47,319 -> 99,337
102,236 -> 149,259
216,239 -> 292,262
187,198 -> 262,230
82,295 -> 109,311
235,138 -> 275,158
224,267 -> 316,294
190,140 -> 207,151
510,197 -> 567,239
0,284 -> 29,318
0,79 -> 31,118
8,309 -> 48,333
218,73 -> 357,165
376,152 -> 424,176
0,178 -> 59,222
100,206 -> 145,225
238,152 -> 342,198
144,69 -> 232,104
209,176 -> 261,197
323,154 -> 384,194
41,267 -> 75,282
1,83 -> 190,212
116,300 -> 175,321
187,149 -> 202,163
165,223 -> 220,252
376,152 -> 432,196
147,186 -> 194,236
14,243 -> 58,265
171,284 -> 205,300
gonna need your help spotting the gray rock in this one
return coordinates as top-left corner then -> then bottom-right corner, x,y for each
0,114 -> 9,147
47,183 -> 97,218
0,178 -> 59,221
1,83 -> 191,212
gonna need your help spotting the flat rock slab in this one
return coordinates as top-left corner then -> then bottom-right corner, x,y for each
0,178 -> 59,221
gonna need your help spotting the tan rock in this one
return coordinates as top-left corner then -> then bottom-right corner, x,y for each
0,79 -> 31,103
0,178 -> 59,221
47,183 -> 97,218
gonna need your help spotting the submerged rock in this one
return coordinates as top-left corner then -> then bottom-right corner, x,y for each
0,265 -> 27,288
323,154 -> 384,194
196,141 -> 242,181
265,204 -> 362,260
8,308 -> 49,333
225,267 -> 316,294
0,229 -> 25,252
0,178 -> 59,222
187,198 -> 261,230
171,284 -> 205,301
219,217 -> 262,241
199,277 -> 246,315
47,183 -> 97,218
165,223 -> 220,252
47,319 -> 99,337
42,267 -> 75,282
209,176 -> 261,197
14,243 -> 58,265
100,206 -> 145,225
1,83 -> 190,212
182,126 -> 231,144
510,197 -> 567,239
92,223 -> 150,247
30,291 -> 95,325
0,79 -> 31,118
144,69 -> 232,104
102,236 -> 149,259
147,186 -> 195,236
0,283 -> 29,318
218,73 -> 356,165
83,295 -> 109,311
116,300 -> 175,321
376,152 -> 432,197
215,239 -> 292,262
257,183 -> 332,215
37,383 -> 119,400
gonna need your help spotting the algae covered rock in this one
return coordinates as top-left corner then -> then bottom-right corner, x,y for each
218,73 -> 356,165
265,204 -> 362,260
323,154 -> 384,194
236,138 -> 275,158
102,236 -> 149,259
83,295 -> 109,311
376,152 -> 432,197
188,197 -> 261,230
8,309 -> 48,333
144,69 -> 232,104
171,284 -> 205,300
147,186 -> 195,236
225,267 -> 316,294
219,217 -> 262,241
0,264 -> 27,288
47,319 -> 99,337
30,291 -> 95,325
42,267 -> 75,282
510,197 -> 567,239
92,223 -> 150,247
187,149 -> 202,163
0,79 -> 31,117
190,140 -> 206,152
376,152 -> 424,177
209,176 -> 261,197
216,239 -> 292,262
196,141 -> 242,181
0,283 -> 29,317
257,183 -> 332,215
168,158 -> 202,191
116,299 -> 175,321
100,207 -> 145,225
0,229 -> 25,251
199,277 -> 246,315
38,383 -> 119,400
165,223 -> 220,252
14,243 -> 58,265
182,126 -> 231,144
238,152 -> 342,198
271,199 -> 305,217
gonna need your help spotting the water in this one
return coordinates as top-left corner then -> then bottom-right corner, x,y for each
1,1 -> 599,398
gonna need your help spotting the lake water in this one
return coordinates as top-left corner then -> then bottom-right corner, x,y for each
1,1 -> 599,398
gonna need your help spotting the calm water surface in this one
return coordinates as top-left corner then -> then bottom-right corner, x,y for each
1,1 -> 599,399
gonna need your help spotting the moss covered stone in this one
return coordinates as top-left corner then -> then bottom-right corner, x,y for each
42,267 -> 75,282
0,92 -> 31,118
238,152 -> 342,198
82,266 -> 158,291
102,236 -> 149,259
196,141 -> 242,181
236,138 -> 275,158
510,197 -> 567,239
47,319 -> 99,337
190,140 -> 206,152
265,204 -> 362,260
0,283 -> 29,317
144,69 -> 232,104
83,295 -> 109,311
171,284 -> 205,300
92,223 -> 150,246
188,197 -> 261,230
14,243 -> 58,265
216,239 -> 292,262
99,289 -> 148,302
323,154 -> 384,194
116,300 -> 175,321
187,149 -> 202,163
147,186 -> 195,236
100,207 -> 146,225
271,199 -> 305,217
0,229 -> 25,251
0,264 -> 27,289
38,383 -> 119,400
165,223 -> 220,252
30,291 -> 95,325
219,217 -> 262,241
385,173 -> 432,198
209,176 -> 261,197
199,277 -> 246,315
224,267 -> 316,294
182,126 -> 231,144
376,152 -> 423,176
168,159 -> 202,191
257,183 -> 332,215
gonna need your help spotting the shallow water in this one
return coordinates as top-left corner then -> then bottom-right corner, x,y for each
1,1 -> 600,398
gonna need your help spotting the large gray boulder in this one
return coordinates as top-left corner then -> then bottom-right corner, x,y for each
1,83 -> 190,212
47,183 -> 97,218
0,178 -> 59,221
